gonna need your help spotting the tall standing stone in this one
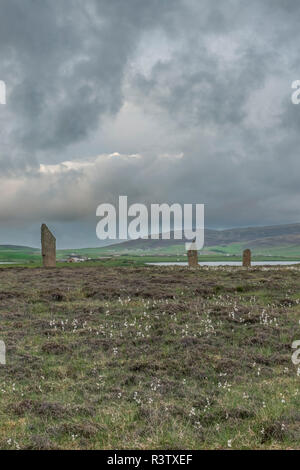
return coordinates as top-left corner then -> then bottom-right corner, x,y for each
243,249 -> 251,267
187,241 -> 199,268
41,224 -> 56,268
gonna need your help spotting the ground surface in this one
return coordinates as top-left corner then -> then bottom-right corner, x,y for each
2,244 -> 300,264
0,265 -> 299,450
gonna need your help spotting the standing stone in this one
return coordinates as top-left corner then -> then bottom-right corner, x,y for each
41,224 -> 56,268
243,249 -> 251,267
187,241 -> 199,268
187,250 -> 198,267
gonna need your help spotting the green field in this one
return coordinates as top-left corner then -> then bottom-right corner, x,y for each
0,246 -> 41,263
2,242 -> 300,267
207,242 -> 300,258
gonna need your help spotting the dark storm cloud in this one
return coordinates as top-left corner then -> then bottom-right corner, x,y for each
127,0 -> 300,227
1,0 -> 300,246
0,0 -> 180,164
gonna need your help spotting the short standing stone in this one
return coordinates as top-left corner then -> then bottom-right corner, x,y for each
41,224 -> 56,268
187,249 -> 198,268
243,249 -> 251,267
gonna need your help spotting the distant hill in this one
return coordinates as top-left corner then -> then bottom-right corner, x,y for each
0,245 -> 39,251
105,223 -> 300,254
2,223 -> 300,262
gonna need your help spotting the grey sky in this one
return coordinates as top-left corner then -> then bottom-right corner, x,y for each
0,0 -> 300,247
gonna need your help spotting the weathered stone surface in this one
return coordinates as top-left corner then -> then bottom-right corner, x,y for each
41,224 -> 56,268
187,249 -> 198,268
243,248 -> 251,267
